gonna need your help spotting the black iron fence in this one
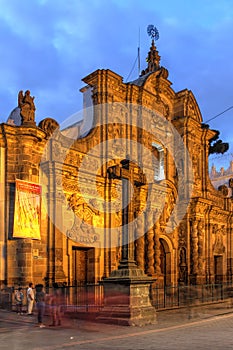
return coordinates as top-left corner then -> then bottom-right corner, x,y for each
1,283 -> 233,313
0,284 -> 104,313
151,283 -> 233,309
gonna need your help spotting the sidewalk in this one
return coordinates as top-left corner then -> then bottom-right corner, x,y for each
0,301 -> 233,350
1,299 -> 233,329
1,299 -> 233,327
156,299 -> 233,326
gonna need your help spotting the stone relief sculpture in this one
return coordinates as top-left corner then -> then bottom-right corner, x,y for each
18,90 -> 36,125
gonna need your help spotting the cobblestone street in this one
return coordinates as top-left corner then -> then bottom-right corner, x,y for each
1,304 -> 233,349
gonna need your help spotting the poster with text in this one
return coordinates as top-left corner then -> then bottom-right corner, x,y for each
13,179 -> 41,239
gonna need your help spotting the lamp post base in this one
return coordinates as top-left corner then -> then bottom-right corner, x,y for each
98,268 -> 157,326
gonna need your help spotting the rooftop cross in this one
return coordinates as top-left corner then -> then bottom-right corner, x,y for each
147,25 -> 159,41
140,25 -> 161,76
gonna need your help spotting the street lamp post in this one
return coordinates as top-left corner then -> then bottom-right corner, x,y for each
99,158 -> 157,326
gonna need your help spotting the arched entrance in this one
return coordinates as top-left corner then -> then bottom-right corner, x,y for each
72,247 -> 95,285
159,238 -> 172,287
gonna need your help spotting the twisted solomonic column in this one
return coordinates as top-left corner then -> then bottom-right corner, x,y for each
135,212 -> 145,271
191,221 -> 199,275
197,221 -> 205,274
145,210 -> 155,276
154,221 -> 161,275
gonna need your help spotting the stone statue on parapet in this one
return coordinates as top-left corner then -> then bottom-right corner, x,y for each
18,90 -> 36,125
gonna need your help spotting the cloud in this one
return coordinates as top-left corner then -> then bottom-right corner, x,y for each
0,0 -> 232,164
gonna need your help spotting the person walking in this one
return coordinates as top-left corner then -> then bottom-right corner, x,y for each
27,282 -> 34,315
49,283 -> 63,326
35,284 -> 46,328
15,287 -> 24,315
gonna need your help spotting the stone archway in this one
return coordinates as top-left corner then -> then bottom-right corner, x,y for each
159,238 -> 172,287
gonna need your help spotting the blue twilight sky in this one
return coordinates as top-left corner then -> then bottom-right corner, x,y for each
0,0 -> 233,168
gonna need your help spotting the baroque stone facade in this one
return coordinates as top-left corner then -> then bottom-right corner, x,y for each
0,40 -> 233,289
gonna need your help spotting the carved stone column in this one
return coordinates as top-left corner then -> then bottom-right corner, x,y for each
135,212 -> 145,271
146,210 -> 155,276
154,221 -> 161,275
190,221 -> 198,283
197,220 -> 205,282
100,161 -> 157,326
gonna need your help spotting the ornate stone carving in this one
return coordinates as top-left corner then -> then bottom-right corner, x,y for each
38,118 -> 59,138
218,184 -> 228,197
145,210 -> 155,275
197,221 -> 205,273
178,222 -> 186,246
190,221 -> 199,275
179,247 -> 187,284
154,221 -> 161,275
135,212 -> 145,271
67,216 -> 99,244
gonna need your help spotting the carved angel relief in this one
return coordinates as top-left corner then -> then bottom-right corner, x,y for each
66,193 -> 102,245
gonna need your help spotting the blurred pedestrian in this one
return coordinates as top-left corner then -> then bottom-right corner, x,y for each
35,284 -> 46,328
15,287 -> 24,315
49,283 -> 63,326
27,282 -> 34,315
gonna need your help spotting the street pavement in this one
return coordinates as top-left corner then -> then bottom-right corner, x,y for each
1,302 -> 233,349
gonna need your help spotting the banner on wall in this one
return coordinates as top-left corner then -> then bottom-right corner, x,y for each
13,179 -> 41,239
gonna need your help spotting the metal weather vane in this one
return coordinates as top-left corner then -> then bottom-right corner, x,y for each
147,25 -> 159,41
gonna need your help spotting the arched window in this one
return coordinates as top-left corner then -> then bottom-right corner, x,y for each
152,142 -> 165,181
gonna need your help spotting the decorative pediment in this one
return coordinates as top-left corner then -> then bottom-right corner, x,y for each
175,90 -> 202,123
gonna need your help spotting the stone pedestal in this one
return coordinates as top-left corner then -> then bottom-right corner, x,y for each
98,267 -> 157,326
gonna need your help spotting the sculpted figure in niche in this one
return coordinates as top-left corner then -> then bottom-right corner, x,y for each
18,90 -> 36,124
178,222 -> 186,246
213,225 -> 225,254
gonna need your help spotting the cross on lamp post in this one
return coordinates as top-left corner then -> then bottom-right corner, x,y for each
107,158 -> 146,270
100,158 -> 157,326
